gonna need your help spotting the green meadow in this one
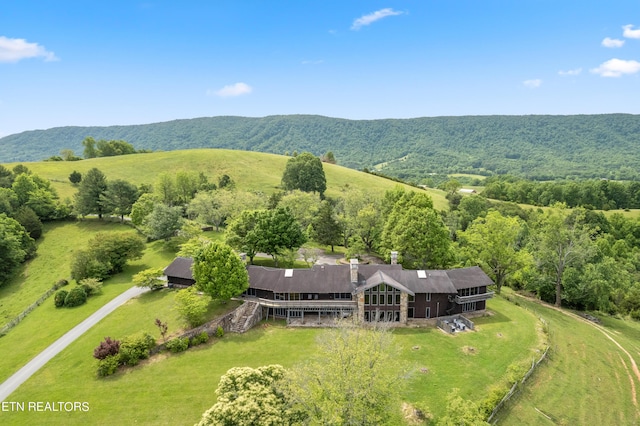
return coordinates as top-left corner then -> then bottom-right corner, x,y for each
6,149 -> 449,210
1,295 -> 540,425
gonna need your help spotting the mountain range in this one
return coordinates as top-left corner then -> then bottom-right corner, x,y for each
2,114 -> 639,182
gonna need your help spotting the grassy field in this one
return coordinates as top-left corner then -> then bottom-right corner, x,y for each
0,295 -> 540,425
0,220 -> 142,328
495,290 -> 640,425
0,231 -> 177,385
4,149 -> 449,210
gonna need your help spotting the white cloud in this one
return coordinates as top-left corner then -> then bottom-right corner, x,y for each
523,79 -> 542,88
623,24 -> 640,39
0,36 -> 58,63
591,58 -> 640,77
351,8 -> 403,30
602,37 -> 625,48
558,68 -> 582,76
208,82 -> 253,97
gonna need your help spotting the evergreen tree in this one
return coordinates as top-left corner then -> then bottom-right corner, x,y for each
75,168 -> 108,218
102,179 -> 139,222
311,200 -> 342,252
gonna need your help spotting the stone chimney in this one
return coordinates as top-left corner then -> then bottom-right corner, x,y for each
350,258 -> 359,284
390,251 -> 398,265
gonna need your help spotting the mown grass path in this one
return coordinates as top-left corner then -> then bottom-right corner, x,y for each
497,291 -> 640,425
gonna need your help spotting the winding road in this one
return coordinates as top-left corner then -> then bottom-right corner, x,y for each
0,286 -> 150,402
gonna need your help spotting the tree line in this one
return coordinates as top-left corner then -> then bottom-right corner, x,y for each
482,175 -> 640,210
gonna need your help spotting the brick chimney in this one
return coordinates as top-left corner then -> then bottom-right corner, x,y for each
350,258 -> 359,284
390,251 -> 398,265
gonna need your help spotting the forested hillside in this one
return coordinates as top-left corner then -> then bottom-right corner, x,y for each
2,114 -> 639,181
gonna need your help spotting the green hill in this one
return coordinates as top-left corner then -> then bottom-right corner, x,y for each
2,114 -> 640,181
5,149 -> 448,210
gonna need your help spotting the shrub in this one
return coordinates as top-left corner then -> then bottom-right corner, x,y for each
79,277 -> 103,296
479,384 -> 509,417
56,279 -> 69,288
93,337 -> 121,360
64,286 -> 87,307
215,325 -> 224,338
166,337 -> 190,353
631,310 -> 640,321
54,290 -> 68,308
96,354 -> 120,377
190,331 -> 209,346
119,332 -> 156,366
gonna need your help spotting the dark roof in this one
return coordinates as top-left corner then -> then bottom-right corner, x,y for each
358,270 -> 415,295
248,265 -> 355,293
163,257 -> 193,280
446,266 -> 494,290
163,258 -> 493,294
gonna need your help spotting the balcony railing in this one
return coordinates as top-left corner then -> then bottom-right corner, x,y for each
252,297 -> 357,310
453,292 -> 495,304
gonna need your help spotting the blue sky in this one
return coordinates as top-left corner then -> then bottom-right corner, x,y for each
1,1 -> 639,137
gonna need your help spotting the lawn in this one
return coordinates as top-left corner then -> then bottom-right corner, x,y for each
495,290 -> 640,425
0,296 -> 540,425
0,220 -> 141,329
0,233 -> 177,385
4,149 -> 448,210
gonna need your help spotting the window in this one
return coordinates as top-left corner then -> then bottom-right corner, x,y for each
425,307 -> 431,319
289,310 -> 302,318
395,294 -> 400,305
364,311 -> 370,322
387,294 -> 393,305
275,308 -> 286,317
463,302 -> 477,312
372,294 -> 378,305
408,307 -> 414,318
275,293 -> 285,300
386,311 -> 393,321
290,293 -> 300,301
364,294 -> 370,305
394,311 -> 400,322
378,284 -> 385,293
426,293 -> 431,302
409,294 -> 415,302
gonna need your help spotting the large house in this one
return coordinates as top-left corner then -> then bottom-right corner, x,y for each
163,253 -> 495,325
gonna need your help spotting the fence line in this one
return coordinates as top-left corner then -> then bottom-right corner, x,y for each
487,315 -> 550,424
0,280 -> 67,337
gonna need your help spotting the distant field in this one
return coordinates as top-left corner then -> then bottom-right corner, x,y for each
4,149 -> 448,210
1,295 -> 540,425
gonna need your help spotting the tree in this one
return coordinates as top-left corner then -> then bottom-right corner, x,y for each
0,165 -> 14,188
69,170 -> 82,185
75,168 -> 108,218
529,206 -> 596,307
12,206 -> 43,239
255,207 -> 307,267
277,190 -> 321,230
142,204 -> 184,241
439,388 -> 490,426
102,179 -> 139,222
153,173 -> 177,206
310,200 -> 342,252
174,171 -> 201,204
70,232 -> 145,281
192,241 -> 249,300
130,193 -> 157,226
133,268 -> 165,290
0,214 -> 32,285
197,365 -> 299,426
174,287 -> 210,327
382,192 -> 453,269
225,210 -> 262,264
285,323 -> 404,425
0,188 -> 18,216
321,151 -> 336,164
281,152 -> 327,196
60,149 -> 81,161
458,210 -> 531,294
82,137 -> 97,159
